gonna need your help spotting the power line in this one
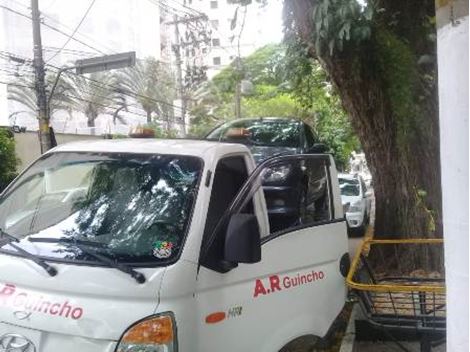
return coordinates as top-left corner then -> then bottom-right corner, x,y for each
2,50 -> 183,113
0,79 -> 153,120
45,0 -> 97,63
3,0 -> 118,54
0,4 -> 107,55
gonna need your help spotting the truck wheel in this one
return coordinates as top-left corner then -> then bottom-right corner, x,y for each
356,224 -> 366,237
279,336 -> 319,352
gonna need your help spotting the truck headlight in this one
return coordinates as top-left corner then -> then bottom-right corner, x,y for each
348,201 -> 362,213
116,313 -> 177,352
262,165 -> 292,183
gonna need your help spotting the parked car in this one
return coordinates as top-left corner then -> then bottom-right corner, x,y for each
206,117 -> 327,231
338,173 -> 372,236
0,139 -> 348,352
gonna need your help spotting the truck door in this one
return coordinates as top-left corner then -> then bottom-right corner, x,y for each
195,155 -> 348,352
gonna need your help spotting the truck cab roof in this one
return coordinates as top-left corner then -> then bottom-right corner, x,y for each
49,138 -> 252,159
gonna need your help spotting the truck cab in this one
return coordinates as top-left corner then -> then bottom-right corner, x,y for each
0,139 -> 348,352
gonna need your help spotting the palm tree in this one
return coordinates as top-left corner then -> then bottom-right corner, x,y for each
7,73 -> 74,120
116,58 -> 176,125
64,72 -> 121,133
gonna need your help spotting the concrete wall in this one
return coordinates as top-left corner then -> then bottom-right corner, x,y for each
13,132 -> 102,171
436,1 -> 469,351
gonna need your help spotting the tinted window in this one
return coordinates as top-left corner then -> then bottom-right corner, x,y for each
259,158 -> 331,233
0,152 -> 202,264
207,119 -> 301,148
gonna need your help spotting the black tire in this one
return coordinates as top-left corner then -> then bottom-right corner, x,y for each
348,224 -> 366,237
356,224 -> 366,237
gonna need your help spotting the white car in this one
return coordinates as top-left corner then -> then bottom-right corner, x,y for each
0,139 -> 349,352
338,173 -> 372,236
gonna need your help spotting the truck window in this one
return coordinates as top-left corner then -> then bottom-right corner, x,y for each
0,152 -> 202,264
201,156 -> 252,269
264,158 -> 332,233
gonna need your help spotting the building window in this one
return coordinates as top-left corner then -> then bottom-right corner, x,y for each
210,1 -> 218,9
202,48 -> 208,54
211,19 -> 219,29
213,57 -> 221,65
212,38 -> 220,47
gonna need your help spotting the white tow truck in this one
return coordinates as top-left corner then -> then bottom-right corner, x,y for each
0,139 -> 349,352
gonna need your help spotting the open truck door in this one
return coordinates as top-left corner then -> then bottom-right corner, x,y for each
195,154 -> 349,352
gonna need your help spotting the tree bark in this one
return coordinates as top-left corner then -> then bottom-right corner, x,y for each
286,0 -> 442,240
87,115 -> 96,135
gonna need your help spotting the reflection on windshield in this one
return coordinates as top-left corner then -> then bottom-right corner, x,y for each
0,152 -> 202,264
207,119 -> 300,148
339,179 -> 360,196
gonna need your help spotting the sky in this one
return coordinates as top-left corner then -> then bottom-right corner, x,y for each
257,0 -> 284,45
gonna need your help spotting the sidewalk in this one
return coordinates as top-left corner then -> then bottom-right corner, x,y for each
340,304 -> 446,352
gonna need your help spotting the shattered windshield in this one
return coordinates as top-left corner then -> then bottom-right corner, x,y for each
207,119 -> 300,148
0,152 -> 202,265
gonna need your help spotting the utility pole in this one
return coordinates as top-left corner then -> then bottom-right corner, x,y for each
31,0 -> 51,153
167,14 -> 207,137
172,14 -> 186,137
234,58 -> 242,119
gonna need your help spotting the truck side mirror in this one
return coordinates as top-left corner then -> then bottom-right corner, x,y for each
307,143 -> 327,153
224,214 -> 261,264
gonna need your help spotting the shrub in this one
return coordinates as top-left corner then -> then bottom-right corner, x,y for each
0,129 -> 18,192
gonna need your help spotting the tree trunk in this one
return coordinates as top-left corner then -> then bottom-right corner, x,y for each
286,0 -> 442,240
146,110 -> 152,124
87,115 -> 96,135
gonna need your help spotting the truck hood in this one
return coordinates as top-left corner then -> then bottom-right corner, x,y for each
248,146 -> 299,164
0,253 -> 165,341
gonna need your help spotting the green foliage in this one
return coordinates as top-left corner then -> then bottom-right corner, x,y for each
375,28 -> 419,148
190,43 -> 360,167
283,39 -> 360,167
309,0 -> 375,56
0,129 -> 17,191
212,44 -> 287,93
144,123 -> 179,139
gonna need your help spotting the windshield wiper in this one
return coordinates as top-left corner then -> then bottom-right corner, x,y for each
0,229 -> 57,277
28,237 -> 146,284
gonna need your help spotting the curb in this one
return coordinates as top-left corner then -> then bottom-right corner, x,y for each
339,303 -> 359,352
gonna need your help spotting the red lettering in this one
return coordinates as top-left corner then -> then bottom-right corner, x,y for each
38,301 -> 51,313
0,284 -> 84,320
0,284 -> 15,304
253,279 -> 267,298
283,276 -> 291,288
59,301 -> 72,317
307,273 -> 313,282
13,292 -> 27,307
49,303 -> 60,315
319,271 -> 325,279
71,307 -> 83,320
269,275 -> 281,292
